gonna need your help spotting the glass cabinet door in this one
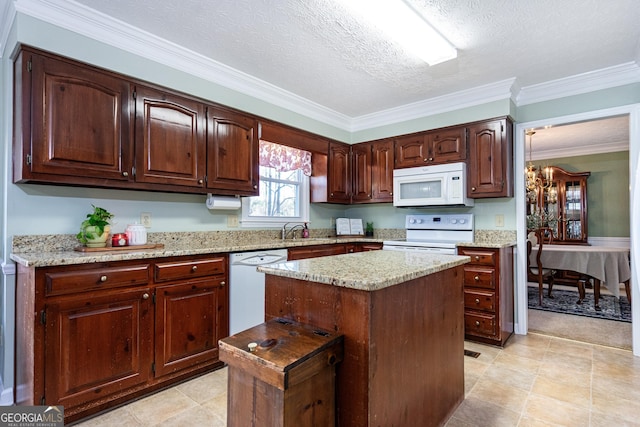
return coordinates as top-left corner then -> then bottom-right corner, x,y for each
548,167 -> 590,244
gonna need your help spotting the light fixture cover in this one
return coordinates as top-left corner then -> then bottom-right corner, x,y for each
339,0 -> 457,65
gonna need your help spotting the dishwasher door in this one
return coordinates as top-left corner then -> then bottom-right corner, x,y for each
229,249 -> 288,335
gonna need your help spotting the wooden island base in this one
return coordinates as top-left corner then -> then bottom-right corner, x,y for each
265,265 -> 465,427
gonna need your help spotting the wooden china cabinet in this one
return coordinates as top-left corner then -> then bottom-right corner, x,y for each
535,166 -> 590,244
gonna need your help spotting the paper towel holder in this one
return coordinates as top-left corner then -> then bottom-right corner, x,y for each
206,194 -> 241,210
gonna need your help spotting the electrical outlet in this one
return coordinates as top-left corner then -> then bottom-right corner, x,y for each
330,217 -> 336,227
227,215 -> 239,227
495,214 -> 504,227
140,212 -> 152,228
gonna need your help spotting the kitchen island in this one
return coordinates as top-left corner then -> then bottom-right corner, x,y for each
258,250 -> 470,427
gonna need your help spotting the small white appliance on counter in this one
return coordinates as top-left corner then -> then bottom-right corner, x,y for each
383,213 -> 474,254
393,162 -> 474,207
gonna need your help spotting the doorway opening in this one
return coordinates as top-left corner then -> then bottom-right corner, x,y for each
514,105 -> 640,356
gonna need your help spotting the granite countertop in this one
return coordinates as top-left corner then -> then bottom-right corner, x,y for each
257,250 -> 470,291
10,229 -> 515,268
9,233 -> 386,268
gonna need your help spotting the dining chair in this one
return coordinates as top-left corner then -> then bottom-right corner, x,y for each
527,228 -> 555,305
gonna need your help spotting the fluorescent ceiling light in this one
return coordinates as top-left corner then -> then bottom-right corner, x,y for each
338,0 -> 457,65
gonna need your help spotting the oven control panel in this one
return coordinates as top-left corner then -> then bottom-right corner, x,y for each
405,214 -> 474,231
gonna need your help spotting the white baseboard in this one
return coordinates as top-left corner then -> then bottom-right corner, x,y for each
588,237 -> 630,248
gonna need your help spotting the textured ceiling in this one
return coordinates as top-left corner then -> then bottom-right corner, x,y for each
70,0 -> 640,118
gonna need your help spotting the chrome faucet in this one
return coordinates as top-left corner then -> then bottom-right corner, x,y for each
281,222 -> 305,240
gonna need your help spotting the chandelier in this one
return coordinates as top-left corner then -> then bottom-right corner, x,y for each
525,130 -> 554,202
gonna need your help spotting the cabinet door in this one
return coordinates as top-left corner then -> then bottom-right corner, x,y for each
371,139 -> 394,202
352,143 -> 372,203
154,277 -> 228,377
467,119 -> 513,198
394,135 -> 428,169
134,85 -> 206,188
18,50 -> 132,183
207,108 -> 259,195
429,127 -> 467,162
44,287 -> 153,409
328,143 -> 351,203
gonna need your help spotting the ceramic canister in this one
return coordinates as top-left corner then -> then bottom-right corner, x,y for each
125,223 -> 147,245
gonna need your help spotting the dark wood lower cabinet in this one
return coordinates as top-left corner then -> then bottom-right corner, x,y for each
458,245 -> 514,346
15,254 -> 228,424
287,242 -> 382,260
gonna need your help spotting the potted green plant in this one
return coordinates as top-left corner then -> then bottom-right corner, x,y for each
365,221 -> 374,237
76,205 -> 114,247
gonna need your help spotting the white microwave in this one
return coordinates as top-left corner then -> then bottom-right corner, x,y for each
393,162 -> 474,207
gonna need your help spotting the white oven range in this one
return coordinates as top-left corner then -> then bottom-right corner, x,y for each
383,214 -> 474,255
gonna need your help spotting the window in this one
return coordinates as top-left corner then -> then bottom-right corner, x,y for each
241,141 -> 311,227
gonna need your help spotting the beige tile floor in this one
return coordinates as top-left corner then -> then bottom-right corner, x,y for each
76,333 -> 640,427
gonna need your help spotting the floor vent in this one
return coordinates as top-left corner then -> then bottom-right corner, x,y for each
464,349 -> 481,358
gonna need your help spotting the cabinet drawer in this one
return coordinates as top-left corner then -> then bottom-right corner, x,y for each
155,257 -> 226,282
464,289 -> 496,312
463,267 -> 496,289
464,311 -> 497,337
458,248 -> 496,266
45,265 -> 150,296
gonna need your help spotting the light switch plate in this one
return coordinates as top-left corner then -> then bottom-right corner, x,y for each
495,214 -> 504,227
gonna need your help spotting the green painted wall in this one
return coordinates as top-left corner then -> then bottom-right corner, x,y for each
538,151 -> 630,237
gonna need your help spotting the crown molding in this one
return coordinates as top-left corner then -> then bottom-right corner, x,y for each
516,62 -> 640,106
530,141 -> 628,161
348,78 -> 518,132
13,0 -> 353,130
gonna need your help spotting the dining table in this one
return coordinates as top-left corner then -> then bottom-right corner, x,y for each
531,244 -> 631,309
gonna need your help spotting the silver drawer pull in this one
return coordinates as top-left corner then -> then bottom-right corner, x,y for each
474,256 -> 480,261
191,265 -> 198,272
474,275 -> 480,281
475,321 -> 480,326
142,293 -> 149,300
220,281 -> 226,287
100,275 -> 107,282
475,298 -> 480,304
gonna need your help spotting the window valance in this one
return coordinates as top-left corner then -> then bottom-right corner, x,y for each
259,140 -> 312,176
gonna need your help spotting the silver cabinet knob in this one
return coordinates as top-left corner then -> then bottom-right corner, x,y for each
198,179 -> 203,184
475,321 -> 480,326
122,171 -> 129,177
142,293 -> 150,300
471,187 -> 477,191
191,265 -> 198,272
474,275 -> 480,281
100,275 -> 107,282
220,281 -> 226,287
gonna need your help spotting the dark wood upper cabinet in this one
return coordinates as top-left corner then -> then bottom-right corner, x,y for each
394,134 -> 427,169
430,127 -> 467,163
371,139 -> 394,202
207,108 -> 259,196
134,85 -> 206,188
351,143 -> 372,202
327,142 -> 352,203
14,48 -> 133,184
467,118 -> 513,198
350,139 -> 394,204
394,127 -> 466,169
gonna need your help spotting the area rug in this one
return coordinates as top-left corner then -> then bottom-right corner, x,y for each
528,287 -> 631,323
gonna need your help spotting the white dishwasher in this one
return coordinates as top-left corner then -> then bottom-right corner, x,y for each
229,249 -> 288,335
